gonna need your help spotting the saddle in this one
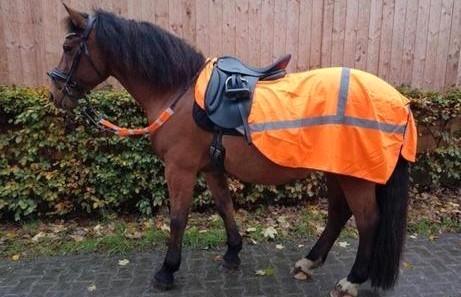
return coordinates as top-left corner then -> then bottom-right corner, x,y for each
204,55 -> 291,142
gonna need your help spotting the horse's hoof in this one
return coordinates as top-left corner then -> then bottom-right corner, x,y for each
221,261 -> 240,272
293,270 -> 311,281
153,270 -> 174,291
329,278 -> 359,297
329,288 -> 355,297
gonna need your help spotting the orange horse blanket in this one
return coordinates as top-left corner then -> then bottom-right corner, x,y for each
195,62 -> 417,184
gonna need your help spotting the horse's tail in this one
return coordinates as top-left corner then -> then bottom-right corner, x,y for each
369,156 -> 410,290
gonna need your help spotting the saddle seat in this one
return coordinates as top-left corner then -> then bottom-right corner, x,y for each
216,55 -> 291,78
204,54 -> 291,140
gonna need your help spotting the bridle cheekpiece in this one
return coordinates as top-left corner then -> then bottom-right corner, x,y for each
47,15 -> 103,101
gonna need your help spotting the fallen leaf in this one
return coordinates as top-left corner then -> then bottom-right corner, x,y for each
70,234 -> 85,242
50,224 -> 66,233
262,226 -> 277,239
124,230 -> 142,239
11,254 -> 20,261
402,261 -> 413,270
275,244 -> 284,250
297,244 -> 304,248
118,259 -> 130,266
409,234 -> 418,239
93,224 -> 103,235
250,239 -> 258,245
246,227 -> 257,233
338,241 -> 350,248
255,269 -> 266,276
213,255 -> 223,262
209,214 -> 220,222
160,224 -> 170,233
32,232 -> 46,242
199,229 -> 208,234
255,267 -> 274,276
87,284 -> 96,292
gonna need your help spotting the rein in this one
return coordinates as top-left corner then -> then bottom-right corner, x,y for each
81,62 -> 207,137
48,14 -> 208,137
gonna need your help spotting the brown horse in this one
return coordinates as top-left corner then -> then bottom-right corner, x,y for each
48,6 -> 412,297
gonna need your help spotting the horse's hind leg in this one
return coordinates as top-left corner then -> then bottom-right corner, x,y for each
330,176 -> 378,297
205,170 -> 242,269
293,174 -> 351,277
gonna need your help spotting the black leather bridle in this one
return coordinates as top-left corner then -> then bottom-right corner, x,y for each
47,15 -> 103,102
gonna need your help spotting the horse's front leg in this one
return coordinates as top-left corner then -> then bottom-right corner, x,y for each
154,163 -> 196,290
204,170 -> 242,270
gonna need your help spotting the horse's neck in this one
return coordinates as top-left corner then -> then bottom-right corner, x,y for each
113,72 -> 174,122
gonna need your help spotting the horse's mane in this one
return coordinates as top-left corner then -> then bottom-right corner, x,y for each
65,9 -> 205,88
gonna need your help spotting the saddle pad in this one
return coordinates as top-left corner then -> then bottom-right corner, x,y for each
195,62 -> 417,184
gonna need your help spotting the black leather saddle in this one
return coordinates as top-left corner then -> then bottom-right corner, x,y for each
204,54 -> 291,142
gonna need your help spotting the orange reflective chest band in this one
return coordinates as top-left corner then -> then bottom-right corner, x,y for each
99,108 -> 174,137
195,62 -> 417,184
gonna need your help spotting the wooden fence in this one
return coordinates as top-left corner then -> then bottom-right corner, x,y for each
1,0 -> 461,90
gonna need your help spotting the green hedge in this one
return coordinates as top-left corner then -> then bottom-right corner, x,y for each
0,86 -> 459,220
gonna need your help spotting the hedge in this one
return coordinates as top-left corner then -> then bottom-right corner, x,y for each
0,86 -> 459,220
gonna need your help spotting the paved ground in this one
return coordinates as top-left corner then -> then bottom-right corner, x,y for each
1,233 -> 460,297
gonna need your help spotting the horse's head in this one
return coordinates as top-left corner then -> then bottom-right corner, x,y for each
48,4 -> 109,111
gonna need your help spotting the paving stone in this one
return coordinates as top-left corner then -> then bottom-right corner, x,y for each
1,234 -> 461,296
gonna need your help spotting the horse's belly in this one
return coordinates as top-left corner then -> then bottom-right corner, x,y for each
223,136 -> 312,185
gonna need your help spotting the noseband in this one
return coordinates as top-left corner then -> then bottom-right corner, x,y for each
47,15 -> 103,101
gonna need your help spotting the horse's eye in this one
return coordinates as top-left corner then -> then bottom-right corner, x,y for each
63,45 -> 72,52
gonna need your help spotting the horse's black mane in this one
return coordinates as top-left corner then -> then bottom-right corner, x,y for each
66,9 -> 205,88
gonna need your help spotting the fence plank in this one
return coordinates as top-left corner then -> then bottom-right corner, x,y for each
401,0 -> 419,86
17,0 -> 36,86
321,0 -> 334,67
181,0 -> 196,44
169,0 -> 183,37
331,0 -> 346,66
434,0 -> 454,89
272,0 -> 287,61
208,0 -> 223,57
235,0 -> 250,62
378,0 -> 395,80
423,0 -> 443,89
344,0 -> 359,68
389,0 -> 407,85
195,0 -> 209,55
310,0 -> 323,69
366,0 -> 383,74
297,0 -> 312,71
222,0 -> 236,55
155,0 -> 169,29
248,0 -> 262,65
0,1 -> 8,84
260,0 -> 274,64
286,0 -> 299,72
412,0 -> 430,88
354,0 -> 371,70
445,0 -> 461,88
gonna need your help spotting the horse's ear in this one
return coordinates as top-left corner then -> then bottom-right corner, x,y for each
62,3 -> 87,29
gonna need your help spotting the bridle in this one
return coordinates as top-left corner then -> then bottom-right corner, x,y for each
47,15 -> 103,101
47,15 -> 207,137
